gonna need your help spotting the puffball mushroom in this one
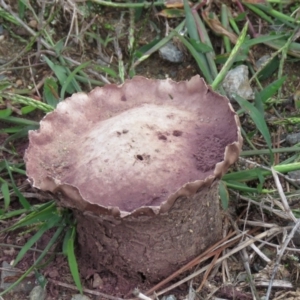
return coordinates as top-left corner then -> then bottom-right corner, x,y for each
25,76 -> 242,286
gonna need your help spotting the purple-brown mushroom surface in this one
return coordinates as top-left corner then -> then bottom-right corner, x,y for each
25,75 -> 242,288
25,75 -> 241,217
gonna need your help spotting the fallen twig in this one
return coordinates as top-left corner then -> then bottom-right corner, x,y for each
153,227 -> 282,297
271,167 -> 298,222
145,230 -> 238,296
48,278 -> 124,300
265,219 -> 300,300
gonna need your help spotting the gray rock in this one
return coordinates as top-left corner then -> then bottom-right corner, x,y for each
71,294 -> 91,300
159,42 -> 184,63
286,132 -> 300,145
256,54 -> 271,69
288,170 -> 300,182
222,65 -> 254,100
0,261 -> 35,293
161,295 -> 177,300
29,285 -> 46,300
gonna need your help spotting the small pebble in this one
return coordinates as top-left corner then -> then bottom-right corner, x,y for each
288,170 -> 300,182
15,79 -> 23,87
0,261 -> 35,293
222,65 -> 254,101
92,273 -> 103,288
71,294 -> 91,300
0,25 -> 4,42
29,285 -> 46,300
255,54 -> 271,70
161,295 -> 177,300
159,41 -> 184,63
285,132 -> 300,145
28,20 -> 38,28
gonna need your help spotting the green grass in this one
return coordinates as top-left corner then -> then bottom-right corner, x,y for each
1,0 -> 300,299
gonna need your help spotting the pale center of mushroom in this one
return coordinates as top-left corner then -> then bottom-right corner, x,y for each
68,103 -> 201,211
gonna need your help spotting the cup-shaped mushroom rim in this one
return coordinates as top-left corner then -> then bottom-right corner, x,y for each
25,75 -> 242,218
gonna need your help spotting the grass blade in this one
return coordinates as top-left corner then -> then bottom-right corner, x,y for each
174,34 -> 213,84
43,77 -> 59,108
2,93 -> 53,112
223,162 -> 300,182
62,227 -> 73,255
243,3 -> 274,25
0,225 -> 64,297
254,91 -> 264,116
2,125 -> 38,146
219,181 -> 229,210
13,214 -> 62,266
67,227 -> 83,293
1,182 -> 10,210
233,94 -> 273,164
4,201 -> 56,231
221,4 -> 232,53
60,61 -> 90,100
183,0 -> 212,83
43,55 -> 76,95
133,20 -> 185,68
243,33 -> 287,48
0,208 -> 30,220
253,3 -> 298,28
259,76 -> 287,103
211,22 -> 248,90
0,115 -> 39,126
0,108 -> 12,118
225,180 -> 272,193
4,160 -> 30,209
241,146 -> 300,156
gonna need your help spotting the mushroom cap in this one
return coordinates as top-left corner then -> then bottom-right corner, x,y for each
25,76 -> 242,218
